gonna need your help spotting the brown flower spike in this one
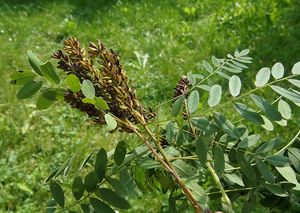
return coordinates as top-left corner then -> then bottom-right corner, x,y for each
52,38 -> 154,132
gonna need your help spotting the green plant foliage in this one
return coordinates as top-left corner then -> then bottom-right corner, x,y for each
187,90 -> 199,113
27,50 -> 43,76
94,149 -> 107,181
10,44 -> 300,213
36,89 -> 57,110
95,188 -> 131,209
16,80 -> 43,99
81,79 -> 95,98
40,61 -> 60,84
49,180 -> 64,208
66,74 -> 81,92
72,176 -> 85,200
114,141 -> 127,166
90,197 -> 115,213
10,71 -> 36,85
104,114 -> 117,131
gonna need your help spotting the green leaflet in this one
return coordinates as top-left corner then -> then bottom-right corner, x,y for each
271,62 -> 284,79
114,141 -> 127,166
95,187 -> 131,209
203,60 -> 213,73
94,148 -> 107,181
72,176 -> 84,200
166,122 -> 175,144
171,96 -> 185,117
36,89 -> 57,110
266,155 -> 290,167
256,138 -> 281,154
49,180 -> 65,207
213,145 -> 225,177
288,147 -> 300,172
195,138 -> 207,166
236,151 -> 256,180
27,50 -> 43,76
208,85 -> 222,107
255,67 -> 270,87
81,79 -> 95,98
255,159 -> 275,184
233,102 -> 264,125
229,75 -> 241,97
104,114 -> 117,131
17,80 -> 43,99
66,74 -> 81,92
278,99 -> 291,120
291,61 -> 300,75
187,90 -> 199,113
271,85 -> 300,103
84,171 -> 98,192
90,197 -> 115,213
10,71 -> 36,85
213,112 -> 240,139
250,94 -> 282,121
40,61 -> 60,84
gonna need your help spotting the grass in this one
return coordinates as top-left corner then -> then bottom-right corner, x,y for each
0,0 -> 299,212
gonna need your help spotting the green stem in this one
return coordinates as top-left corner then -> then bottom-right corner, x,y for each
206,161 -> 232,208
207,187 -> 254,195
273,130 -> 300,156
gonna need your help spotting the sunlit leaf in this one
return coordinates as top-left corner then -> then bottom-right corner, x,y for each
255,67 -> 270,87
208,85 -> 222,107
10,71 -> 36,85
203,60 -> 213,73
81,79 -> 95,98
271,62 -> 284,79
187,90 -> 199,113
261,115 -> 274,131
104,114 -> 117,131
171,96 -> 185,117
229,75 -> 241,97
291,61 -> 300,75
271,85 -> 300,103
276,166 -> 300,190
224,173 -> 244,187
238,135 -> 260,149
288,79 -> 300,89
211,55 -> 221,67
27,50 -> 43,76
82,97 -> 96,105
41,61 -> 60,84
66,74 -> 81,92
187,72 -> 196,86
278,99 -> 291,120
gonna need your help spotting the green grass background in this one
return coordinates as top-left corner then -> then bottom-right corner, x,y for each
0,0 -> 299,212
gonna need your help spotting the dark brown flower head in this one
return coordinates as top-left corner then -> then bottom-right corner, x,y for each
52,37 -> 154,132
173,75 -> 190,100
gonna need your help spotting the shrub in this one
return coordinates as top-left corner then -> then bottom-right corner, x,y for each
11,38 -> 300,212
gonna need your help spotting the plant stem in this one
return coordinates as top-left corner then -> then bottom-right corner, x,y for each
273,130 -> 300,156
206,161 -> 232,208
130,112 -> 203,213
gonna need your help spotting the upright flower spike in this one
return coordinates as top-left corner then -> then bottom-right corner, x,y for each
52,38 -> 154,132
